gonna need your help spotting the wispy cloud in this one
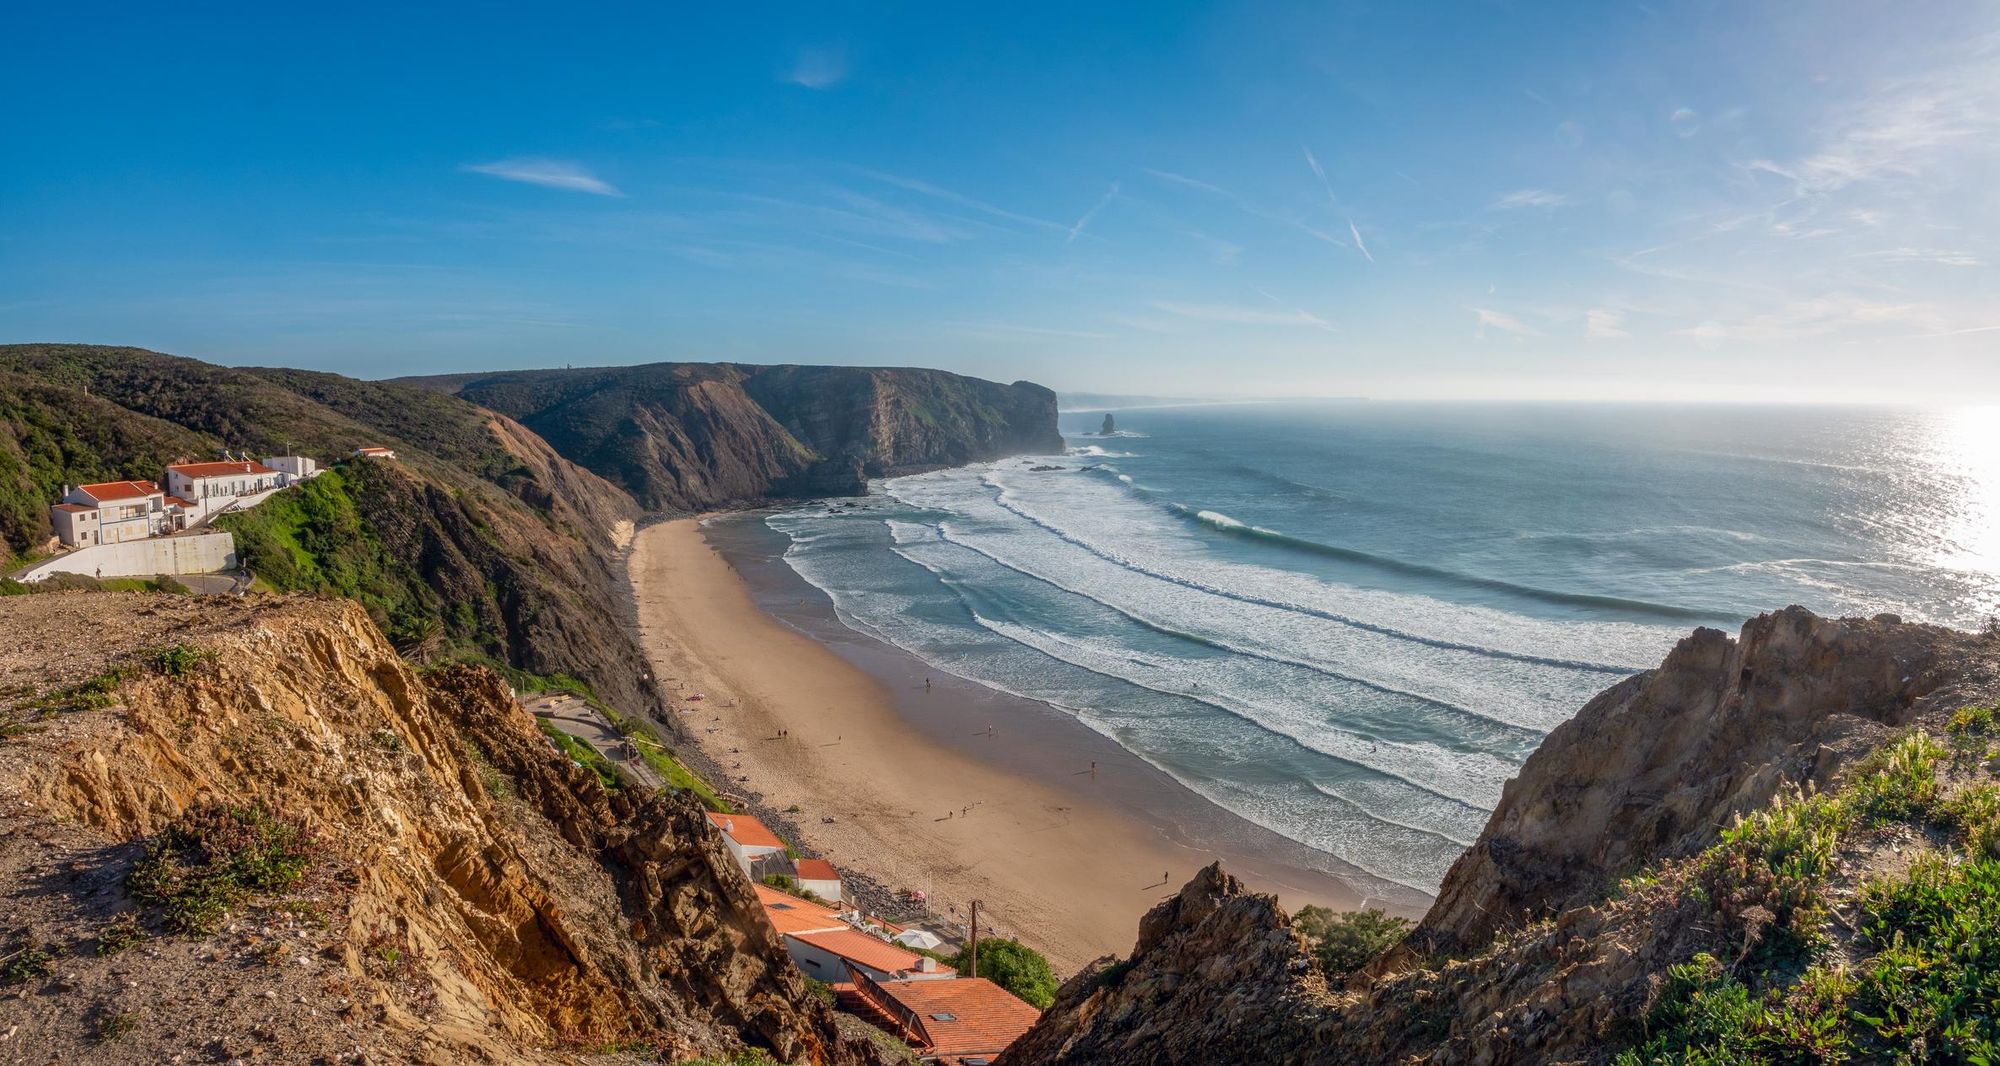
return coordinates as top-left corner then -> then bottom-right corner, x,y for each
1920,323 -> 2000,338
786,45 -> 848,89
462,158 -> 623,196
1491,188 -> 1567,210
1473,307 -> 1539,338
1675,295 -> 1946,344
1068,181 -> 1121,243
1851,247 -> 1984,267
851,169 -> 1067,234
1155,299 -> 1334,331
1140,168 -> 1349,249
1585,308 -> 1629,339
1347,219 -> 1375,264
1302,145 -> 1339,209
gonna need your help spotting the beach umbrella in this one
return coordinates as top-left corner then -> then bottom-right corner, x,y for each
893,929 -> 944,950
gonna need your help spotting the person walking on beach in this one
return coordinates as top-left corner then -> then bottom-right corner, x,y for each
925,677 -> 932,690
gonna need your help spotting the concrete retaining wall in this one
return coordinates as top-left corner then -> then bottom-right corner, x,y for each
21,531 -> 238,583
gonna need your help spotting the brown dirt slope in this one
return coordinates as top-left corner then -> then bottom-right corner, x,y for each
0,592 -> 883,1065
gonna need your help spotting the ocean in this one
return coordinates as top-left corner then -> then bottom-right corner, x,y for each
757,402 -> 2000,901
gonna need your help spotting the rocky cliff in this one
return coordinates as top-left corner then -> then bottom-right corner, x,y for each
404,362 -> 1064,511
1005,608 -> 2000,1064
0,344 -> 662,720
0,593 -> 881,1064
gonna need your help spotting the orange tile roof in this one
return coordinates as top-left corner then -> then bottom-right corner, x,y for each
874,977 -> 1040,1058
356,446 -> 395,455
754,884 -> 847,935
706,811 -> 787,850
53,503 -> 96,513
168,460 -> 278,478
165,496 -> 197,508
76,480 -> 160,502
789,927 -> 953,978
795,858 -> 841,882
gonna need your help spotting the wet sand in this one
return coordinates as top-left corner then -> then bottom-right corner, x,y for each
629,515 -> 1378,971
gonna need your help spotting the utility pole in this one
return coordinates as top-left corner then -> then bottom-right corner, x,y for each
968,900 -> 981,979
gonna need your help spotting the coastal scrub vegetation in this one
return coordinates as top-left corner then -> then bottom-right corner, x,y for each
537,718 -> 626,791
125,801 -> 326,935
1614,713 -> 2000,1063
949,937 -> 1058,1009
495,664 -> 729,812
1293,905 -> 1413,975
216,466 -> 441,648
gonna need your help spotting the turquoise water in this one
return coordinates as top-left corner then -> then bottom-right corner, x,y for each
764,402 -> 2000,898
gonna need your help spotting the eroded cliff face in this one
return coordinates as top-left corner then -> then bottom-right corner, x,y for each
997,865 -> 1335,1065
0,594 -> 876,1064
1004,608 -> 2000,1065
1413,605 -> 1962,959
405,362 -> 1064,511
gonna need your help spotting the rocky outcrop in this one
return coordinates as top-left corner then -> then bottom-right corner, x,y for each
405,362 -> 1064,511
1411,606 -> 1963,959
0,593 -> 878,1064
997,864 -> 1335,1065
1005,609 -> 2000,1065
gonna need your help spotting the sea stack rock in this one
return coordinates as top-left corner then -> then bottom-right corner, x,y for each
1100,412 -> 1116,435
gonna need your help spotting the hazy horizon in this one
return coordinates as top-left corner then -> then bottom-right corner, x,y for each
4,3 -> 1996,404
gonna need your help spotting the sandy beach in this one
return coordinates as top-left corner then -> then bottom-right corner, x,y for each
629,516 -> 1363,971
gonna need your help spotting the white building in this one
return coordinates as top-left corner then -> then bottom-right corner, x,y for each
794,858 -> 845,905
706,811 -> 789,879
165,460 -> 283,506
50,481 -> 166,547
352,446 -> 396,460
262,455 -> 320,484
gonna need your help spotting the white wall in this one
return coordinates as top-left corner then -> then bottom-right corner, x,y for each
21,531 -> 238,583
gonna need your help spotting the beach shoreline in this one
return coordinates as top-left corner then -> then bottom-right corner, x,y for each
628,513 -> 1376,971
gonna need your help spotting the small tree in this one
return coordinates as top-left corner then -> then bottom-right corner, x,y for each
1292,905 -> 1409,975
948,937 -> 1057,1009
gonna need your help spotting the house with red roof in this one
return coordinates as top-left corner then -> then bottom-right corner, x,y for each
164,459 -> 283,508
50,481 -> 167,546
793,857 -> 845,904
705,810 -> 790,879
785,926 -> 956,985
845,973 -> 1040,1065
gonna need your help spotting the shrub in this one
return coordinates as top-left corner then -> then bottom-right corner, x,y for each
94,914 -> 148,956
93,1010 -> 140,1042
1847,732 -> 1944,825
125,802 -> 323,934
27,668 -> 128,715
0,946 -> 54,986
948,938 -> 1058,1009
1293,906 -> 1413,975
149,643 -> 210,677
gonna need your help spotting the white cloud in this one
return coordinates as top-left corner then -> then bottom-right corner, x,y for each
1673,295 -> 1946,344
1348,219 -> 1375,264
1473,307 -> 1539,337
786,45 -> 848,89
1852,247 -> 1984,267
461,158 -> 622,196
1491,188 -> 1568,210
1585,308 -> 1629,340
1068,181 -> 1121,243
1155,300 -> 1334,330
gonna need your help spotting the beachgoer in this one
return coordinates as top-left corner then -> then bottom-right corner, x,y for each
925,678 -> 932,690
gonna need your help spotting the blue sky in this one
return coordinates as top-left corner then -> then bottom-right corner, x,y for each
3,2 -> 1996,401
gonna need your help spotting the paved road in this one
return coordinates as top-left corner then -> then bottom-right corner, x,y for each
525,693 -> 665,790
